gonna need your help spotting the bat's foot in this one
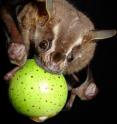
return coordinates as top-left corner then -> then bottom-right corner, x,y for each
66,68 -> 98,109
72,81 -> 98,101
84,82 -> 98,100
4,67 -> 20,81
8,42 -> 27,66
66,82 -> 98,110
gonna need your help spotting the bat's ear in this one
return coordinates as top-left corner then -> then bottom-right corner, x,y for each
90,30 -> 116,41
37,0 -> 53,19
45,0 -> 53,19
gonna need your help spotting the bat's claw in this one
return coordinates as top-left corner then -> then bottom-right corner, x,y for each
4,73 -> 13,81
66,94 -> 76,110
4,67 -> 20,81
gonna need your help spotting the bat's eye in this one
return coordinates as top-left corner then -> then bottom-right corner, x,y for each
67,53 -> 74,62
39,40 -> 51,52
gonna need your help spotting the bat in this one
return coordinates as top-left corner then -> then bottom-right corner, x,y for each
0,0 -> 116,122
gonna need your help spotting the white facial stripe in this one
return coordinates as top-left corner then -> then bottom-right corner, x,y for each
53,23 -> 60,37
44,23 -> 60,61
34,28 -> 38,39
66,36 -> 83,56
78,54 -> 82,58
47,23 -> 60,53
22,29 -> 30,51
34,24 -> 41,39
75,36 -> 83,45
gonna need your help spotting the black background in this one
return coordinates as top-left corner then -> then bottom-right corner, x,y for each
0,0 -> 117,123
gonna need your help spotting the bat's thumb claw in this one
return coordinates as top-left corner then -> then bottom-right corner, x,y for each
4,73 -> 12,81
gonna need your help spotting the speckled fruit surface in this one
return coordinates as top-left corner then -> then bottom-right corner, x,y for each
9,59 -> 68,118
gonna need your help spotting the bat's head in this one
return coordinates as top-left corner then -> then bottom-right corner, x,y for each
18,2 -> 116,74
32,4 -> 94,74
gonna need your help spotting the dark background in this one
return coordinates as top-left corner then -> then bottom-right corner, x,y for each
0,0 -> 117,123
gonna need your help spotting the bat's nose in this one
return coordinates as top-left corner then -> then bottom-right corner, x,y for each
51,52 -> 66,63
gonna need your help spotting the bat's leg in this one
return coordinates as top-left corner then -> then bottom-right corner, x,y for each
71,73 -> 79,82
66,91 -> 76,110
4,66 -> 20,81
66,73 -> 79,110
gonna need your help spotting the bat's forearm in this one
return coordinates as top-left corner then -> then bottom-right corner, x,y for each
0,7 -> 28,67
0,7 -> 23,44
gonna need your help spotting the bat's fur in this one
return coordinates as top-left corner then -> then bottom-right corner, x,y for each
0,0 -> 116,122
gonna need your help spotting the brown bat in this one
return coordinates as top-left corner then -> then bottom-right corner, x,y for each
0,0 -> 116,122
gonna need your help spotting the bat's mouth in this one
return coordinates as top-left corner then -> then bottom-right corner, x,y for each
34,55 -> 63,74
